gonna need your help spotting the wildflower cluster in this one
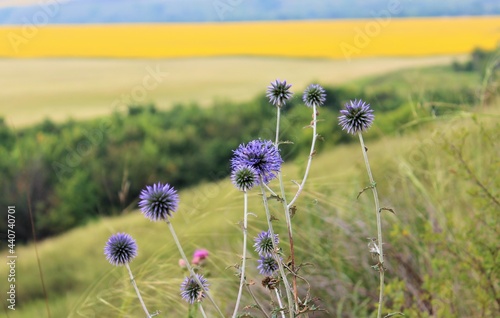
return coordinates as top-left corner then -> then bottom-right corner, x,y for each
253,230 -> 280,276
102,78 -> 389,318
230,139 -> 283,185
104,182 -> 219,317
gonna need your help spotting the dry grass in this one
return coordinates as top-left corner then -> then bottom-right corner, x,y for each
3,109 -> 498,317
0,55 -> 460,127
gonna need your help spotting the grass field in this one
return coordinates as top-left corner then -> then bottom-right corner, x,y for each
0,15 -> 498,315
1,105 -> 498,317
0,55 -> 461,127
0,17 -> 498,59
0,52 -> 498,315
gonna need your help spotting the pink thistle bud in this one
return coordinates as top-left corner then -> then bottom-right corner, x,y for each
193,249 -> 209,260
191,256 -> 201,265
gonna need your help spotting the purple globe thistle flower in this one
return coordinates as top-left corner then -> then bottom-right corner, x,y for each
303,84 -> 326,108
231,165 -> 258,191
180,274 -> 209,304
266,79 -> 293,108
338,99 -> 375,135
104,232 -> 138,266
139,182 -> 179,222
253,230 -> 279,257
231,140 -> 283,185
257,255 -> 280,276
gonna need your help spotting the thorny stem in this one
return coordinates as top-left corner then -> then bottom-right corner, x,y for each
288,104 -> 318,209
260,178 -> 295,318
166,221 -> 225,318
125,263 -> 151,318
358,133 -> 385,318
232,191 -> 249,317
275,105 -> 300,313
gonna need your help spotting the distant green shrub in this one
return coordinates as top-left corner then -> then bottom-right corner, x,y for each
0,63 -> 484,244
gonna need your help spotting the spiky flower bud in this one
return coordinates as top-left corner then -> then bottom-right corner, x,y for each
257,255 -> 280,276
139,182 -> 179,221
303,84 -> 326,108
253,230 -> 279,257
266,79 -> 293,108
104,232 -> 138,266
231,165 -> 258,191
180,274 -> 209,304
338,99 -> 375,134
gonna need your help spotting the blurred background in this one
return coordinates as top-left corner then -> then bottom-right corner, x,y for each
0,0 -> 499,317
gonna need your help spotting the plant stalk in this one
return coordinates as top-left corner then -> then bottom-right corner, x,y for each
232,191 -> 249,317
275,105 -> 300,312
260,179 -> 295,318
125,263 -> 151,318
358,133 -> 384,318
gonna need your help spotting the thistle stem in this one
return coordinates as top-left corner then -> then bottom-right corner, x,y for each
275,106 -> 281,146
288,104 -> 317,209
358,133 -> 384,318
245,284 -> 271,318
260,179 -> 295,318
232,191 -> 249,318
274,289 -> 286,318
125,263 -> 151,318
264,183 -> 278,197
275,105 -> 301,312
199,304 -> 208,318
166,221 -> 225,318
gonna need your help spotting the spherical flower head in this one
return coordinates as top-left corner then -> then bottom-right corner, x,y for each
266,79 -> 293,108
303,84 -> 326,108
338,99 -> 375,135
104,232 -> 138,266
231,140 -> 283,185
180,274 -> 209,304
257,255 -> 280,276
253,230 -> 279,257
139,182 -> 179,221
231,165 -> 258,191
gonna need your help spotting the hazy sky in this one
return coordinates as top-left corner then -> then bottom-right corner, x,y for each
0,0 -> 74,8
0,0 -> 498,24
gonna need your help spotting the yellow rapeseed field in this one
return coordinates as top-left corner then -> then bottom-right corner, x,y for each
0,16 -> 498,59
